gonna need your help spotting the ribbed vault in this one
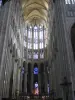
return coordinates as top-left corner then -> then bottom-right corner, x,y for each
21,0 -> 49,26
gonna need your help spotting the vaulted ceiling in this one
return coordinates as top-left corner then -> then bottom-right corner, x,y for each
21,0 -> 49,26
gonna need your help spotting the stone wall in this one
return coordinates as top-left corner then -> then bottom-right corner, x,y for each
48,0 -> 75,99
0,0 -> 24,99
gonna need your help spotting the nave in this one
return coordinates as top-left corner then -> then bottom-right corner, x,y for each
0,0 -> 75,100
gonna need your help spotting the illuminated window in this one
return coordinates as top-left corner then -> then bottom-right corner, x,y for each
39,29 -> 44,49
35,82 -> 38,88
28,43 -> 32,49
40,50 -> 44,58
65,0 -> 75,4
39,30 -> 43,40
33,52 -> 38,59
34,26 -> 37,30
24,25 -> 48,59
34,67 -> 38,74
34,82 -> 39,95
33,28 -> 38,49
24,25 -> 46,50
28,30 -> 32,38
44,30 -> 48,47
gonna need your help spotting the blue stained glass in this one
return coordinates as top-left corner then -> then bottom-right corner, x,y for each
34,67 -> 38,74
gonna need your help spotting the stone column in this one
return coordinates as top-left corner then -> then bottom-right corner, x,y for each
43,25 -> 48,94
60,1 -> 74,100
43,25 -> 45,57
8,54 -> 14,99
44,66 -> 48,94
38,26 -> 41,94
17,59 -> 22,93
26,25 -> 28,60
31,63 -> 33,93
17,67 -> 21,95
0,1 -> 11,98
38,63 -> 41,94
24,62 -> 27,93
30,26 -> 34,93
12,60 -> 18,98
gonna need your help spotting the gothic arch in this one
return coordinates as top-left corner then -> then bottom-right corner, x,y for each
34,63 -> 38,68
71,23 -> 75,60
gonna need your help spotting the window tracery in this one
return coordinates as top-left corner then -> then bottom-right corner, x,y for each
33,51 -> 38,59
40,50 -> 44,59
24,25 -> 47,59
65,0 -> 75,4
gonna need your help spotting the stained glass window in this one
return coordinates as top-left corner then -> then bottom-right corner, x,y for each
33,26 -> 38,49
24,25 -> 47,59
35,82 -> 38,88
33,52 -> 38,59
34,67 -> 38,74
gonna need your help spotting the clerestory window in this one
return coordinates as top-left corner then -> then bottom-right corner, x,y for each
24,25 -> 48,50
24,25 -> 48,59
65,0 -> 75,4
